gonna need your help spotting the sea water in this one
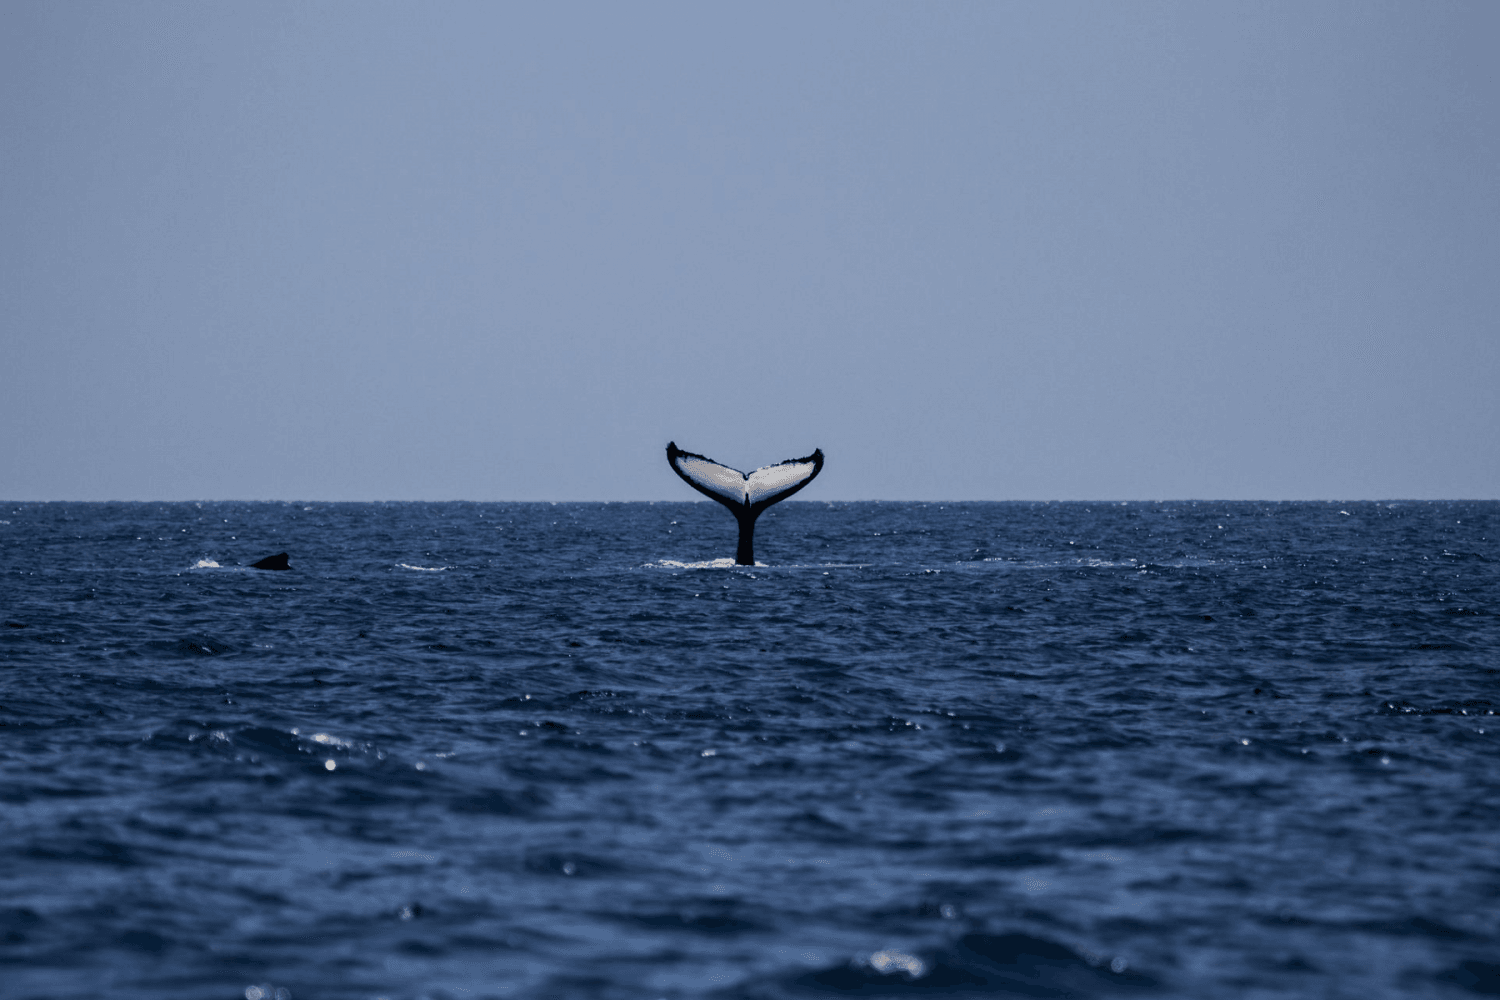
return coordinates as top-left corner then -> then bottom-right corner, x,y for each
1,500 -> 1496,1000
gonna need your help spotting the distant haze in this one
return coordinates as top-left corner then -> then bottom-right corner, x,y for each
3,2 -> 1496,500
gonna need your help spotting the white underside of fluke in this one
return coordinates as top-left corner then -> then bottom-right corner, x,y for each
671,453 -> 820,507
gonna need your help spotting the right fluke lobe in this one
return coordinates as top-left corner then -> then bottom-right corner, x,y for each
250,552 -> 291,571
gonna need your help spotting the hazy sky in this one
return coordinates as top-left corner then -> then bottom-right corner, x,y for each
3,1 -> 1496,501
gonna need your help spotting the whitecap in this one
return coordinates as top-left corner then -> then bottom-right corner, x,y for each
398,563 -> 448,572
191,559 -> 221,569
868,950 -> 927,978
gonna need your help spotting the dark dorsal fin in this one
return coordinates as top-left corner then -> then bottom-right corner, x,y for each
250,552 -> 291,571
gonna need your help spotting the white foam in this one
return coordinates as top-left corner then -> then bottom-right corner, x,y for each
398,563 -> 448,572
868,950 -> 927,978
192,559 -> 221,569
648,558 -> 743,569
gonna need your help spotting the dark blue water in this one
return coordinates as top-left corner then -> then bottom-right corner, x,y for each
2,501 -> 1497,1000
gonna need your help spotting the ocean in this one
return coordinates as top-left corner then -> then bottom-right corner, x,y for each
1,500 -> 1496,1000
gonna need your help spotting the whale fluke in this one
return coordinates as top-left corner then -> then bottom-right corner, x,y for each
666,442 -> 823,565
250,552 -> 291,571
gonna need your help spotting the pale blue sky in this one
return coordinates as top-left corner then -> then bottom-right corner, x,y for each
3,1 -> 1496,500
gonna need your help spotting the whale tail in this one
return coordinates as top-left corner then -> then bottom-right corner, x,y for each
666,442 -> 824,565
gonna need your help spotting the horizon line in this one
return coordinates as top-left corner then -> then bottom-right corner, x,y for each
3,497 -> 1494,505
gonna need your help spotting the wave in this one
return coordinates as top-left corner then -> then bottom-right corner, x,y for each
979,556 -> 1235,570
645,559 -> 872,570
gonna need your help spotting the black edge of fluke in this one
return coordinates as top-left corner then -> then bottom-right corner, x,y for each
665,442 -> 824,566
250,552 -> 291,571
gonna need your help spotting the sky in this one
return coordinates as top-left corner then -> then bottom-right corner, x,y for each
2,1 -> 1496,501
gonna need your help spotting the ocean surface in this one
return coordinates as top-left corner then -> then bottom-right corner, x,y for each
1,500 -> 1497,1000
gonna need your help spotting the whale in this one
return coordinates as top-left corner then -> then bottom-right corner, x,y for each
250,552 -> 291,571
666,442 -> 824,565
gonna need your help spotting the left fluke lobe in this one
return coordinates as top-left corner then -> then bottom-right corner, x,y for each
250,552 -> 291,571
